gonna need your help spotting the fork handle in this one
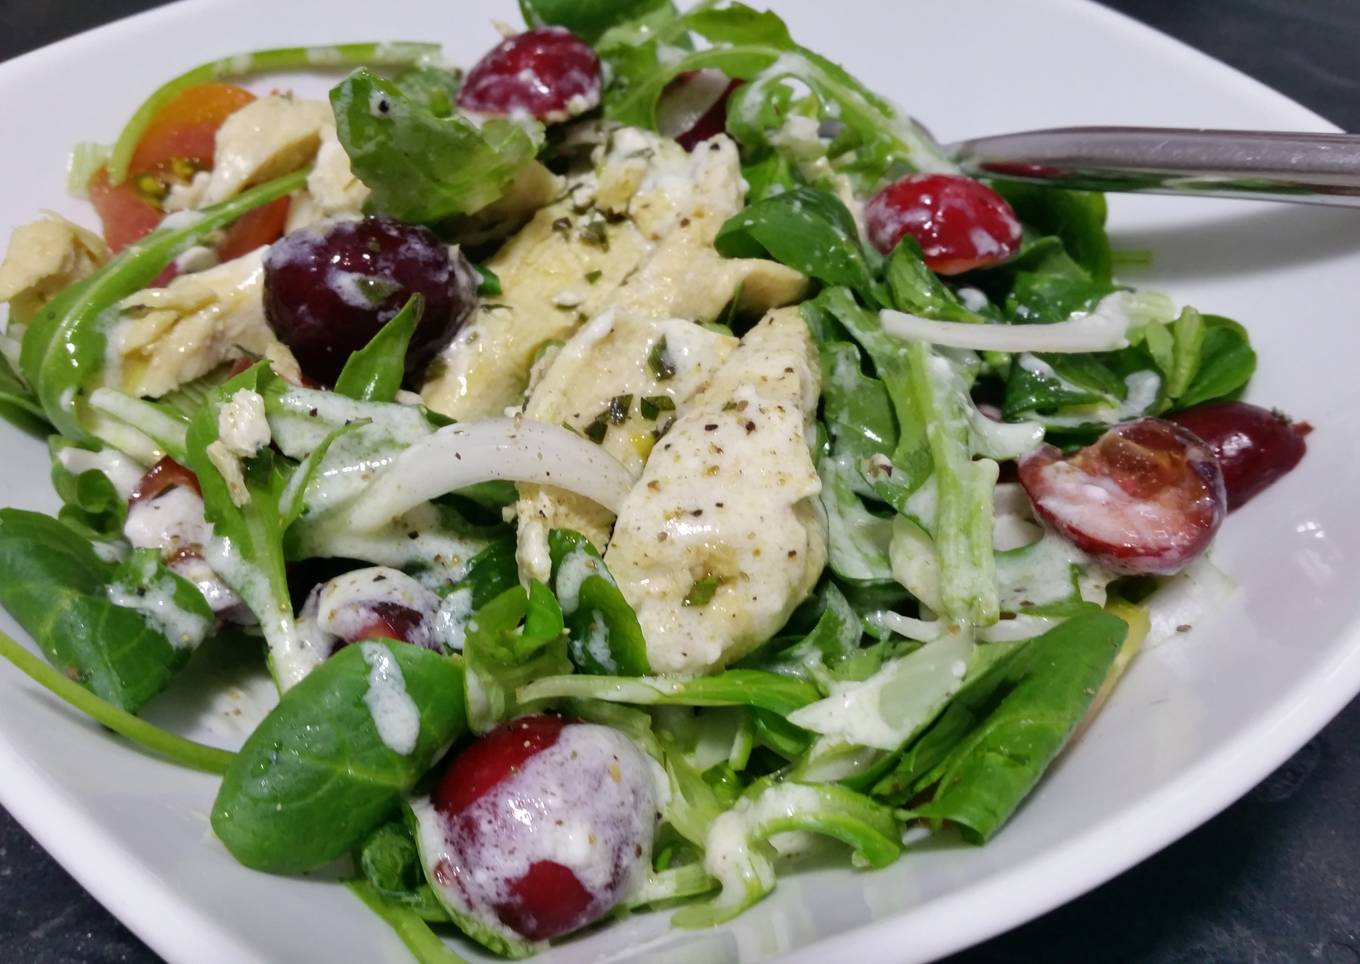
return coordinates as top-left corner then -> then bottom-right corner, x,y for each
946,126 -> 1360,207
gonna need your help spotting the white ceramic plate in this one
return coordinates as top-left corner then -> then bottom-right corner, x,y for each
2,1 -> 1358,961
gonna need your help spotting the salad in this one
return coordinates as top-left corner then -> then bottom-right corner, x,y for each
0,1 -> 1314,961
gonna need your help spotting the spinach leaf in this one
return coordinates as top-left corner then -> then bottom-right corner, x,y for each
902,608 -> 1127,841
356,821 -> 449,922
1177,314 -> 1256,409
331,69 -> 542,224
212,641 -> 467,873
547,529 -> 650,676
992,182 -> 1112,284
48,437 -> 128,541
0,626 -> 233,773
19,171 -> 305,440
334,295 -> 423,402
1003,352 -> 1124,421
463,583 -> 570,733
107,42 -> 440,183
520,0 -> 672,42
884,237 -> 980,322
715,187 -> 876,298
0,509 -> 192,712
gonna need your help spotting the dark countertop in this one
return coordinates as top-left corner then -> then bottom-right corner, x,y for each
1,1 -> 1357,962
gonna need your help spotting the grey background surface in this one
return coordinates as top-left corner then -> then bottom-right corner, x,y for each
0,1 -> 1356,962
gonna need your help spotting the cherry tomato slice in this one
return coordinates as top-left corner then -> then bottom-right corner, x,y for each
1171,401 -> 1310,510
216,195 -> 290,262
434,714 -> 568,816
1018,417 -> 1227,575
865,173 -> 1022,274
456,27 -> 602,121
130,82 -> 256,175
88,168 -> 164,253
498,860 -> 595,943
343,602 -> 432,649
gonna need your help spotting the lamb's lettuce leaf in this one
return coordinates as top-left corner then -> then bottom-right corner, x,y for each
0,509 -> 192,711
212,640 -> 467,873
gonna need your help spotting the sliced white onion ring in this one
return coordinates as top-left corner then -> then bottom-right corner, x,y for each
346,417 -> 633,531
881,291 -> 1145,354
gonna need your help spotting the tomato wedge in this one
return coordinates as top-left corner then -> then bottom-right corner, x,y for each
217,196 -> 291,262
1018,418 -> 1226,575
91,82 -> 258,255
88,168 -> 164,252
129,82 -> 256,176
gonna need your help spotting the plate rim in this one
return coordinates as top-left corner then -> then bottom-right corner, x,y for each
0,1 -> 1352,963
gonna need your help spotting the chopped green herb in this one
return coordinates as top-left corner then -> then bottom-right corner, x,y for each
578,214 -> 609,249
607,394 -> 633,425
683,576 -> 725,608
639,395 -> 676,420
585,269 -> 603,284
648,338 -> 676,380
584,419 -> 608,444
353,276 -> 402,305
476,264 -> 502,296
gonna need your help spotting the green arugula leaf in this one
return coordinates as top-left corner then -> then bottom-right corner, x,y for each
212,640 -> 467,873
332,69 -> 542,224
334,295 -> 424,402
19,171 -> 305,440
520,0 -> 673,42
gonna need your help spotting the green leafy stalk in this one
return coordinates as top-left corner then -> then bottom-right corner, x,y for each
463,582 -> 569,733
517,668 -> 821,717
0,627 -> 233,773
108,42 -> 441,183
347,882 -> 467,964
20,170 -> 306,439
331,69 -> 542,223
183,364 -> 302,686
903,341 -> 999,625
672,780 -> 900,927
334,295 -> 424,402
212,641 -> 467,873
356,821 -> 450,922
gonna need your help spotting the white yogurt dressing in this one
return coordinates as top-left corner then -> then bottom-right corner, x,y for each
56,445 -> 143,500
432,587 -> 474,652
358,641 -> 421,755
316,566 -> 440,648
106,554 -> 211,650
